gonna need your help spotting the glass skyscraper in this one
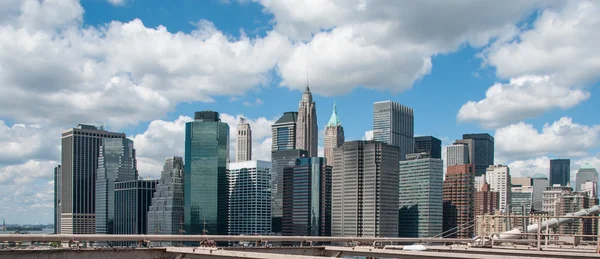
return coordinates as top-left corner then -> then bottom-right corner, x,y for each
95,138 -> 138,235
282,157 -> 332,237
414,136 -> 442,159
550,159 -> 571,187
271,111 -> 298,152
54,165 -> 61,234
373,101 -> 414,161
114,179 -> 157,246
461,133 -> 494,177
184,111 -> 230,235
271,149 -> 308,234
228,161 -> 272,236
398,153 -> 443,237
60,124 -> 125,234
147,157 -> 185,244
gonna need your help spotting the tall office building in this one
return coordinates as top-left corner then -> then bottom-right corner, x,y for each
228,161 -> 272,236
296,86 -> 318,157
576,164 -> 598,192
443,164 -> 474,238
414,136 -> 442,159
271,149 -> 308,233
543,185 -> 573,216
446,143 -> 470,167
282,157 -> 331,236
114,179 -> 157,246
398,153 -> 443,237
95,138 -> 138,235
460,134 -> 494,176
184,111 -> 230,235
485,165 -> 511,213
324,103 -> 344,166
236,118 -> 252,162
332,141 -> 400,237
271,112 -> 298,152
510,185 -> 533,230
550,159 -> 570,187
60,124 -> 125,234
373,101 -> 414,161
474,183 -> 499,216
147,157 -> 185,242
54,165 -> 61,234
512,176 -> 548,211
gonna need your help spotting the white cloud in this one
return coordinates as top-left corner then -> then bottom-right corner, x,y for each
220,113 -> 276,162
483,1 -> 600,87
458,75 -> 590,128
0,1 -> 292,128
264,0 -> 558,95
0,160 -> 57,185
505,156 -> 550,179
243,98 -> 265,107
107,0 -> 125,6
363,130 -> 373,140
495,117 -> 600,160
0,120 -> 60,164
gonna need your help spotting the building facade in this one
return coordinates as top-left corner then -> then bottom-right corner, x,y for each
184,111 -> 230,235
446,143 -> 469,167
95,138 -> 138,235
485,165 -> 511,213
228,161 -> 272,236
236,118 -> 252,162
272,112 -> 298,152
398,153 -> 443,237
461,134 -> 494,177
576,164 -> 598,192
282,157 -> 331,237
296,86 -> 318,157
542,185 -> 573,216
54,165 -> 62,234
324,103 -> 344,166
373,101 -> 414,161
114,180 -> 157,236
555,193 -> 599,237
414,136 -> 442,159
443,164 -> 475,238
550,159 -> 571,187
474,183 -> 499,217
147,157 -> 185,242
271,149 -> 308,233
332,141 -> 400,237
60,124 -> 125,234
510,186 -> 533,231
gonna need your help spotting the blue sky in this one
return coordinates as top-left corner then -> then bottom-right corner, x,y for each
0,0 -> 600,224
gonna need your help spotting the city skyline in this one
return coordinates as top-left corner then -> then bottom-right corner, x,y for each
1,0 -> 600,225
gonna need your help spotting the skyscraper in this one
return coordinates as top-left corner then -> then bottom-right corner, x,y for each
474,182 -> 499,216
184,111 -> 229,235
296,86 -> 318,157
446,143 -> 470,167
373,101 -> 414,161
147,157 -> 185,243
60,124 -> 125,234
236,118 -> 252,162
271,149 -> 308,234
576,164 -> 597,191
282,157 -> 331,237
414,136 -> 442,159
485,165 -> 511,213
443,164 -> 474,238
114,179 -> 157,246
54,165 -> 61,234
95,138 -> 138,235
398,153 -> 443,237
228,161 -> 272,236
550,159 -> 571,187
461,134 -> 494,176
324,102 -> 344,166
332,140 -> 400,237
271,112 -> 298,152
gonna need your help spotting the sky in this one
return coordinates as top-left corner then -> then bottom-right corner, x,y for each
0,0 -> 599,224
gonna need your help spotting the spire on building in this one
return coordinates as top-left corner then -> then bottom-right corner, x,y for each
327,102 -> 341,127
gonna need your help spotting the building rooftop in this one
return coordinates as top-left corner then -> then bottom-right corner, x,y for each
326,102 -> 341,127
275,111 -> 298,124
580,163 -> 597,170
532,173 -> 548,179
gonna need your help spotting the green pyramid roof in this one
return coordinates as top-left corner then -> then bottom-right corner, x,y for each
327,102 -> 341,127
580,163 -> 597,170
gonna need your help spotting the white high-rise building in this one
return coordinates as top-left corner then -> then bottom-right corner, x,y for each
373,101 -> 414,161
228,160 -> 272,235
236,118 -> 252,162
576,164 -> 598,192
296,86 -> 318,157
485,165 -> 511,212
446,143 -> 470,167
475,175 -> 486,191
